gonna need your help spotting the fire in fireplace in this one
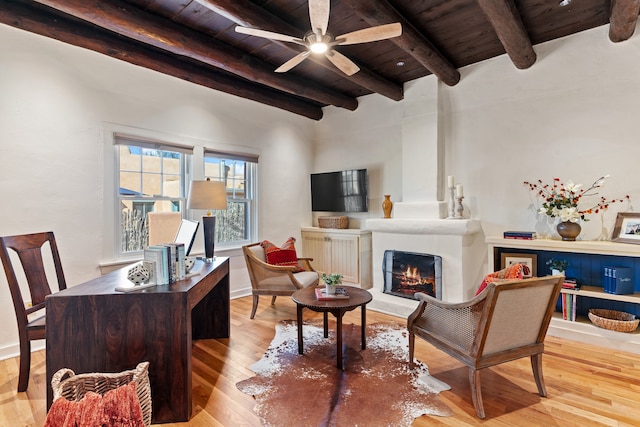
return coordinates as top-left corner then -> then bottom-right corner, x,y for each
382,250 -> 442,300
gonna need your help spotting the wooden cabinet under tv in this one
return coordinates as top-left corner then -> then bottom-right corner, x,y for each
301,227 -> 372,289
487,237 -> 640,354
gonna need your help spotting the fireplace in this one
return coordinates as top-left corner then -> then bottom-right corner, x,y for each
383,250 -> 442,300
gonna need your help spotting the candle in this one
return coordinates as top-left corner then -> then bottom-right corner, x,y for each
447,175 -> 454,188
456,184 -> 464,198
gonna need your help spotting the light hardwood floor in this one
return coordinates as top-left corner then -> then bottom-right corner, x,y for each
2,295 -> 640,426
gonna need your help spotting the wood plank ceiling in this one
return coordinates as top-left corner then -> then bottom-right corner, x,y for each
1,0 -> 638,120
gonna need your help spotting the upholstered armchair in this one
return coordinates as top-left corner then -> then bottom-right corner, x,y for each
407,275 -> 563,419
242,242 -> 319,319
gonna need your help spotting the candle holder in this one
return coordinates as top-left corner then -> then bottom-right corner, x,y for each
455,196 -> 465,219
448,186 -> 456,219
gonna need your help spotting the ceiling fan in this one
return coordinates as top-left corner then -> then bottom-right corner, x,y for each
235,0 -> 402,76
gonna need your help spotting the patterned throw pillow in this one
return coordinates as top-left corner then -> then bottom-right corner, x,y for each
260,237 -> 302,271
475,263 -> 530,296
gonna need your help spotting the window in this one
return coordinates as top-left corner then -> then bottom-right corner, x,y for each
115,134 -> 192,255
204,150 -> 258,246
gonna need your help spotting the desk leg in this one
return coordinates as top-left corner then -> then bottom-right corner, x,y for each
361,304 -> 367,350
323,312 -> 329,338
336,310 -> 345,370
297,304 -> 304,354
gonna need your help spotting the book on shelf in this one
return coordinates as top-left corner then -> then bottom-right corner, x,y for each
562,278 -> 580,290
315,287 -> 350,300
503,231 -> 537,240
561,292 -> 577,321
603,266 -> 634,295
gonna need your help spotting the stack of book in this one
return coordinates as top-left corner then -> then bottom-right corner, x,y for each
562,278 -> 580,290
603,266 -> 634,295
561,292 -> 577,321
315,287 -> 349,300
143,243 -> 186,285
503,231 -> 537,240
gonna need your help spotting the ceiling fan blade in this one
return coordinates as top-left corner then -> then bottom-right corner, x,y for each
325,50 -> 360,76
309,0 -> 330,37
275,51 -> 311,73
336,23 -> 402,46
235,26 -> 303,45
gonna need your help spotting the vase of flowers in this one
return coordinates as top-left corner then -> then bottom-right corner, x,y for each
321,273 -> 343,294
525,175 -> 630,241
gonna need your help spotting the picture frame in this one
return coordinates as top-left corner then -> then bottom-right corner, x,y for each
612,212 -> 640,244
500,253 -> 537,278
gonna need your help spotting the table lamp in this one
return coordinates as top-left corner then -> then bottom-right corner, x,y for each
187,178 -> 227,261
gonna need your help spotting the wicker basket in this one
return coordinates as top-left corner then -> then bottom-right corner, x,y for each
51,361 -> 152,427
317,216 -> 349,229
588,309 -> 639,333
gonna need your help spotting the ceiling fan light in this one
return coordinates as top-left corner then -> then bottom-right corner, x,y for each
310,42 -> 328,54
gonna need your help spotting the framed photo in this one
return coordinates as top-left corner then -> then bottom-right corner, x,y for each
612,212 -> 640,244
500,253 -> 537,278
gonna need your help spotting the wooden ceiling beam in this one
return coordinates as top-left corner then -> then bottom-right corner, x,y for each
29,0 -> 358,111
609,0 -> 640,42
476,0 -> 536,69
346,0 -> 460,87
195,0 -> 404,101
0,1 -> 323,120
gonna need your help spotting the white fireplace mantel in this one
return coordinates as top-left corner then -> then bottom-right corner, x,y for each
364,218 -> 481,235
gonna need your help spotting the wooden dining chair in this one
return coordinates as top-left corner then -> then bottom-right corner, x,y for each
0,231 -> 67,392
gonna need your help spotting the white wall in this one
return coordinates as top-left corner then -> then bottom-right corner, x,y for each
316,25 -> 640,281
0,24 -> 314,359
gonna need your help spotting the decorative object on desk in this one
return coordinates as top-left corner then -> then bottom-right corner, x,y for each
588,309 -> 639,333
127,264 -> 150,285
546,258 -> 568,276
612,212 -> 640,245
382,194 -> 393,218
236,320 -> 452,427
187,177 -> 227,262
184,256 -> 196,273
524,175 -> 630,240
321,272 -> 343,294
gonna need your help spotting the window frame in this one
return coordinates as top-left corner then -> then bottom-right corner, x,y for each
114,133 -> 193,258
202,149 -> 258,248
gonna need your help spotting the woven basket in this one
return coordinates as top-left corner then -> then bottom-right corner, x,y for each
51,361 -> 152,427
318,216 -> 349,229
588,309 -> 639,333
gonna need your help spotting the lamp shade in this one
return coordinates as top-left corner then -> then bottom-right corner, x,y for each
187,179 -> 227,211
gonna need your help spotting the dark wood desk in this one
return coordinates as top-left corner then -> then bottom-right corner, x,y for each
292,286 -> 372,370
45,257 -> 230,424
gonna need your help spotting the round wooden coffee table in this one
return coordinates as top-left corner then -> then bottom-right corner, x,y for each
291,286 -> 372,370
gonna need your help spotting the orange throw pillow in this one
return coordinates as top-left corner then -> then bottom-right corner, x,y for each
475,263 -> 530,296
261,237 -> 302,271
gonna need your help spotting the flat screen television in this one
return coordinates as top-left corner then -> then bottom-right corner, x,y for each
311,169 -> 368,212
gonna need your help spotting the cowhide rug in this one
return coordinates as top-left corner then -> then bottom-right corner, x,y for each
236,320 -> 452,427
